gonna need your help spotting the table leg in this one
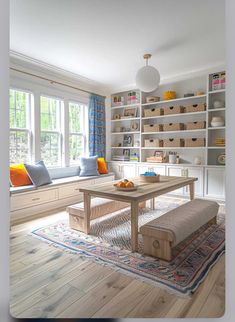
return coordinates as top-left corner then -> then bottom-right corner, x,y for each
189,182 -> 195,200
131,200 -> 139,252
83,192 -> 91,234
151,198 -> 155,210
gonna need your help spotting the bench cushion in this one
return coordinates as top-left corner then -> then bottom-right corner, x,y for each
10,173 -> 114,195
140,199 -> 219,246
67,197 -> 129,220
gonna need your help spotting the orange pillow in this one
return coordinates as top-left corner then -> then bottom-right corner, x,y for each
10,164 -> 33,187
97,158 -> 108,174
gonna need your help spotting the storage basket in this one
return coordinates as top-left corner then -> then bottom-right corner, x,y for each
143,124 -> 163,132
139,174 -> 160,183
163,138 -> 184,147
185,138 -> 205,147
185,121 -> 206,130
185,103 -> 206,113
145,139 -> 163,147
163,123 -> 184,132
163,105 -> 184,115
146,156 -> 168,163
144,108 -> 163,117
146,96 -> 160,103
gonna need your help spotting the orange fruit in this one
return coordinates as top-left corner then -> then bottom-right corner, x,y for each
126,181 -> 134,188
119,181 -> 126,188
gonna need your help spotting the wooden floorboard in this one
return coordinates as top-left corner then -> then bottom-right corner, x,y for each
10,208 -> 225,318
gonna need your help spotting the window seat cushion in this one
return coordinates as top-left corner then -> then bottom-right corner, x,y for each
10,173 -> 114,195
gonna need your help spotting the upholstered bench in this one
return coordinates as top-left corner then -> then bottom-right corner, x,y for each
67,197 -> 130,232
140,199 -> 219,261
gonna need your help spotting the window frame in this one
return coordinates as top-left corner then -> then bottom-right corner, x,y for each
9,88 -> 33,164
40,95 -> 63,168
68,100 -> 88,165
9,79 -> 90,168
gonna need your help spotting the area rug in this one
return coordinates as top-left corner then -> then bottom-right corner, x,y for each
31,197 -> 225,297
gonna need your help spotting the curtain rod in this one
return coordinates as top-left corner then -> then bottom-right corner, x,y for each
10,67 -> 106,99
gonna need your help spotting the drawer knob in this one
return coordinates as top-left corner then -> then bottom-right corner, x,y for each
32,197 -> 40,201
153,240 -> 160,249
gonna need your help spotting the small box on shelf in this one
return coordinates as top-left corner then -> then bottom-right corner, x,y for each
145,139 -> 163,148
185,121 -> 206,130
185,103 -> 206,113
143,124 -> 163,132
163,123 -> 184,132
144,107 -> 163,117
163,138 -> 184,147
163,105 -> 184,115
185,138 -> 205,147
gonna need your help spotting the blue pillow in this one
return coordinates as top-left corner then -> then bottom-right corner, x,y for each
24,161 -> 52,187
79,156 -> 99,177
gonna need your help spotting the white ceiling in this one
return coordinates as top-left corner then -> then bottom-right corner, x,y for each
10,0 -> 225,91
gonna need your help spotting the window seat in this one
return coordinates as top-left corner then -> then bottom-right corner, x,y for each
10,172 -> 115,224
10,173 -> 115,195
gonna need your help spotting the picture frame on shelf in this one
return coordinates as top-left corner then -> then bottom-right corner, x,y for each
123,134 -> 133,147
122,107 -> 137,118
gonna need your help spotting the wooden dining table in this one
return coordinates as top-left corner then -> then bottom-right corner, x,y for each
79,175 -> 197,252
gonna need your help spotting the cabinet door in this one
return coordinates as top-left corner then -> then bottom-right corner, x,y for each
121,164 -> 136,179
205,167 -> 225,199
108,163 -> 122,179
166,166 -> 184,195
184,167 -> 204,197
137,165 -> 149,176
149,165 -> 166,176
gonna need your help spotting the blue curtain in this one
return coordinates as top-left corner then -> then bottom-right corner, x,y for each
88,94 -> 106,157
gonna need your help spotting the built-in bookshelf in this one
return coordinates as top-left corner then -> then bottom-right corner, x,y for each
109,71 -> 226,166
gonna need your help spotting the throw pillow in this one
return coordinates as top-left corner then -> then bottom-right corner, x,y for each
24,161 -> 52,187
10,164 -> 33,187
79,156 -> 100,177
97,158 -> 108,174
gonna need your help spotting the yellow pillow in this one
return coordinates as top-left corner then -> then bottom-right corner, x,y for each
10,164 -> 33,187
97,158 -> 108,174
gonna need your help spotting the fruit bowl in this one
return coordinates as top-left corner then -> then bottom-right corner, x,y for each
114,179 -> 137,191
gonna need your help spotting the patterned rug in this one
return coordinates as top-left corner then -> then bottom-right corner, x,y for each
31,197 -> 225,297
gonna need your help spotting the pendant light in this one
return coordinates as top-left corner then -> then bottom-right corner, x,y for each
135,54 -> 160,92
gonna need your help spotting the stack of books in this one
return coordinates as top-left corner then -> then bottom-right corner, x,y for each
215,138 -> 225,147
112,155 -> 130,161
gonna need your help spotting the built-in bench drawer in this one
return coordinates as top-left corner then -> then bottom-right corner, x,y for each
11,188 -> 58,211
58,180 -> 95,199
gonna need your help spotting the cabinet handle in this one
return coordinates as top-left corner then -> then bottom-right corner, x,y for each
32,197 -> 40,201
74,188 -> 80,191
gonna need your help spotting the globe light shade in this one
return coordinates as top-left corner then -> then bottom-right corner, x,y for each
136,65 -> 160,93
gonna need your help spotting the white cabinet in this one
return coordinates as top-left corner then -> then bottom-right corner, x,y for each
137,165 -> 150,176
108,163 -> 136,179
11,188 -> 58,211
108,162 -> 225,201
185,167 -> 204,197
121,163 -> 137,179
108,163 -> 123,179
166,166 -> 184,194
205,167 -> 225,199
137,164 -> 165,176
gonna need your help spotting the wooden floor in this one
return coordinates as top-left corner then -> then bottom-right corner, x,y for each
10,206 -> 225,319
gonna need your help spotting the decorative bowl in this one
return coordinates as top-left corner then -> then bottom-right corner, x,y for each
211,116 -> 225,127
213,100 -> 224,109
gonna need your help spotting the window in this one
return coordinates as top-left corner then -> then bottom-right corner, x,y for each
9,89 -> 31,164
40,96 -> 62,167
69,102 -> 87,164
